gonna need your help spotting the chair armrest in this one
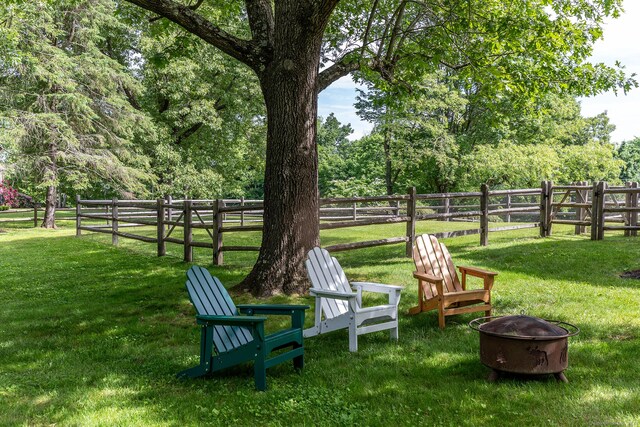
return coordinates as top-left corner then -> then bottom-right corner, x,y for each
413,271 -> 443,283
195,315 -> 267,326
351,282 -> 403,293
458,265 -> 498,278
310,288 -> 357,300
237,304 -> 309,316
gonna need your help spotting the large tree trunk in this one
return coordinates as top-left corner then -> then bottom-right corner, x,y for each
238,4 -> 325,296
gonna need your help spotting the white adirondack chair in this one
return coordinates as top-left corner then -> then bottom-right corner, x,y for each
303,247 -> 403,352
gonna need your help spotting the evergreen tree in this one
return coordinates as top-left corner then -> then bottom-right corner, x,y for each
0,0 -> 153,227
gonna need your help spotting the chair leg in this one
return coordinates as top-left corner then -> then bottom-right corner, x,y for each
390,320 -> 399,341
438,297 -> 446,329
348,322 -> 358,352
254,357 -> 267,391
177,325 -> 213,379
293,344 -> 304,371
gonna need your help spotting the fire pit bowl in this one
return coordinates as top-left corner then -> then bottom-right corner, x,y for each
469,315 -> 579,382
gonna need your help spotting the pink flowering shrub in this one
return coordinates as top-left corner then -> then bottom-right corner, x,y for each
0,181 -> 18,207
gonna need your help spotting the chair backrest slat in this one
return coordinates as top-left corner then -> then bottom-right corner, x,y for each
186,266 -> 253,352
305,247 -> 350,318
413,235 -> 461,293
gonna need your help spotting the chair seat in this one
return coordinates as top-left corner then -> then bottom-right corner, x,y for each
266,328 -> 302,352
411,234 -> 497,329
356,304 -> 397,315
305,247 -> 402,351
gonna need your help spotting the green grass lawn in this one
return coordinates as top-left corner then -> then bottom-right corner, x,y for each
1,220 -> 639,426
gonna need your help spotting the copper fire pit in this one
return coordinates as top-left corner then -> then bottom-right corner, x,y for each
469,315 -> 579,382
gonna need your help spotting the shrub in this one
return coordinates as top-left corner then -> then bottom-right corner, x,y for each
0,181 -> 18,207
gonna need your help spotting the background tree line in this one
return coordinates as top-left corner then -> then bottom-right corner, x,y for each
1,0 -> 637,294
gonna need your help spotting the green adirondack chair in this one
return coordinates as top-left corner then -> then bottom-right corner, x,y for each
177,266 -> 309,391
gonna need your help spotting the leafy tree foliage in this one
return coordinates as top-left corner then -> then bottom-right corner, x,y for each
355,73 -> 466,194
317,113 -> 353,196
351,76 -> 623,192
135,19 -> 267,198
459,142 -> 623,190
618,137 -> 640,182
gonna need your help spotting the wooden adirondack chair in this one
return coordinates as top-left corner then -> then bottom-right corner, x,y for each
410,234 -> 497,329
177,266 -> 309,391
303,247 -> 403,352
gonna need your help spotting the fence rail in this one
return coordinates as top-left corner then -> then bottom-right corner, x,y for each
73,185 -> 539,263
69,180 -> 639,264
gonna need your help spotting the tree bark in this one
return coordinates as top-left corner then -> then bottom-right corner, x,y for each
42,184 -> 57,228
41,137 -> 58,228
238,2 -> 325,296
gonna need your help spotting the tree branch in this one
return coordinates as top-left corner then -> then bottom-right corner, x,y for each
149,0 -> 205,22
318,59 -> 360,93
122,85 -> 142,111
125,0 -> 259,69
175,122 -> 204,145
319,0 -> 342,20
245,0 -> 274,48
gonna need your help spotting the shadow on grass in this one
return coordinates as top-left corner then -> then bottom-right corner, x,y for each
453,235 -> 640,290
2,229 -> 640,425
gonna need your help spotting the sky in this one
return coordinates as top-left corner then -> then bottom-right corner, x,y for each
319,2 -> 640,144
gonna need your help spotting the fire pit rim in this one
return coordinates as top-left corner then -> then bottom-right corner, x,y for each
469,315 -> 580,341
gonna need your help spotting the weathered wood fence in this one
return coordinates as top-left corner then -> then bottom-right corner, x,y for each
74,186 -> 540,263
539,181 -> 640,239
73,181 -> 640,264
0,207 -> 40,226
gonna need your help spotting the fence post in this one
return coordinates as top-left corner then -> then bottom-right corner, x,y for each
442,197 -> 450,222
112,197 -> 119,246
540,181 -> 548,237
76,195 -> 82,236
625,182 -> 632,237
597,181 -> 606,240
505,193 -> 511,223
581,181 -> 589,234
576,181 -> 586,235
405,187 -> 417,257
545,181 -> 553,236
240,196 -> 245,226
480,183 -> 489,246
183,199 -> 193,262
157,198 -> 166,257
33,206 -> 38,227
213,199 -> 224,265
166,195 -> 172,232
395,200 -> 400,217
632,182 -> 638,237
352,202 -> 357,220
590,182 -> 599,240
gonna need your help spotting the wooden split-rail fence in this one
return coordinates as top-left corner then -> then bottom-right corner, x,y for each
72,181 -> 640,264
